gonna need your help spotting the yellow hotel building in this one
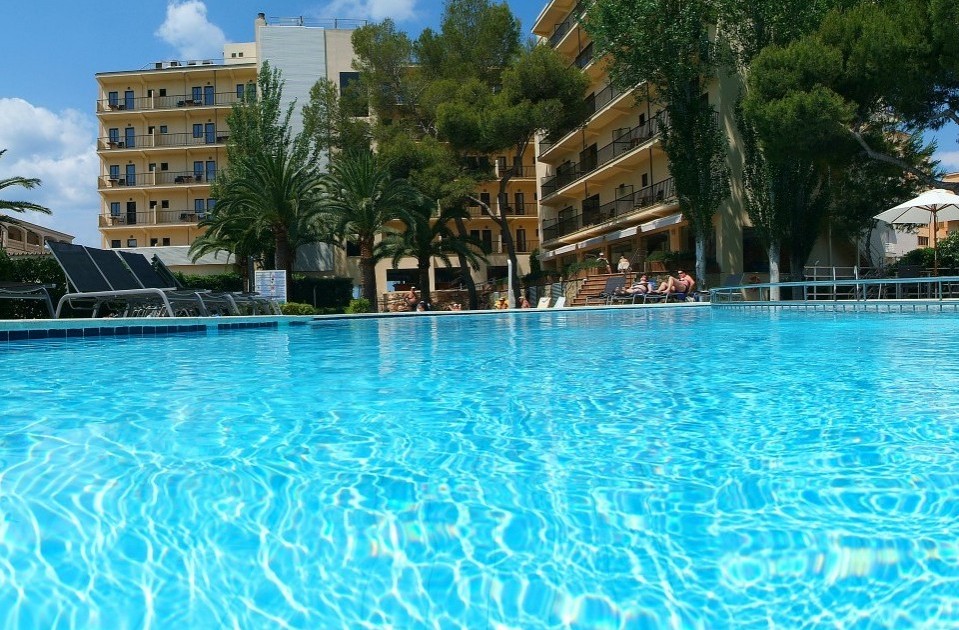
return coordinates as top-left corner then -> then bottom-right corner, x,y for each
531,0 -> 748,282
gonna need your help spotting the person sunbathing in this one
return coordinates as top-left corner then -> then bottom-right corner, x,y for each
657,270 -> 695,295
615,273 -> 656,296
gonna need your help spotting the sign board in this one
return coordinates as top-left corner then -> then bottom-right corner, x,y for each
254,269 -> 287,303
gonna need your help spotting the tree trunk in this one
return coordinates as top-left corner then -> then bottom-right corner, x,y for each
359,237 -> 377,310
495,187 -> 521,305
695,235 -> 706,290
418,257 -> 431,308
768,241 -> 781,301
452,216 -> 479,310
274,226 -> 293,296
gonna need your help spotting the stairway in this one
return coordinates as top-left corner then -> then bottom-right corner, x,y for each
571,272 -> 633,306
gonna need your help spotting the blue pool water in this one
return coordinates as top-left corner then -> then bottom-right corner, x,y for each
2,309 -> 959,628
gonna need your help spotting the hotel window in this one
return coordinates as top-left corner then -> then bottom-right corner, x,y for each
162,238 -> 171,246
236,84 -> 245,99
150,238 -> 158,247
110,240 -> 121,248
109,165 -> 120,181
161,200 -> 169,208
126,239 -> 137,248
107,91 -> 119,108
110,202 -> 121,216
149,201 -> 157,209
192,86 -> 202,103
159,125 -> 168,134
193,124 -> 203,139
918,236 -> 929,246
108,128 -> 119,144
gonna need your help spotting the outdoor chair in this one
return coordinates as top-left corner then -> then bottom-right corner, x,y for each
552,296 -> 566,308
536,296 -> 551,308
896,265 -> 921,299
149,254 -> 280,315
118,251 -> 238,316
0,282 -> 56,318
48,242 -> 189,318
584,276 -> 625,305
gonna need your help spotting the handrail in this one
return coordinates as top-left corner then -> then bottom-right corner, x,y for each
710,275 -> 959,303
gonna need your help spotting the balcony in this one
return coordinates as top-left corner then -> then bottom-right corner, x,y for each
99,170 -> 217,189
99,131 -> 230,151
541,111 -> 669,198
540,83 -> 629,156
97,91 -> 244,113
547,0 -> 588,48
573,43 -> 594,70
542,177 -> 676,241
99,209 -> 209,228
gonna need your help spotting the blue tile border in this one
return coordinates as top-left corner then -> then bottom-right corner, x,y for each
0,316 -> 295,345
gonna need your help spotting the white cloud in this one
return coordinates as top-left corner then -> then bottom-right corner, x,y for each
319,0 -> 418,22
934,150 -> 959,174
155,1 -> 227,61
0,98 -> 100,246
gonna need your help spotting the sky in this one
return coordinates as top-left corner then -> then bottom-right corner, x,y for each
0,0 -> 956,247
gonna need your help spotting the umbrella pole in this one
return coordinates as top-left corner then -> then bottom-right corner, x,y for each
933,212 -> 939,276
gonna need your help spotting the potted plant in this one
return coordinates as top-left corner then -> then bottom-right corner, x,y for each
646,250 -> 677,272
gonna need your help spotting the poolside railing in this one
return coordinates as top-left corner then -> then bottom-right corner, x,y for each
710,275 -> 959,304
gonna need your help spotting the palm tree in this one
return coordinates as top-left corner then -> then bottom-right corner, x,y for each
0,149 -> 51,217
320,150 -> 419,309
199,147 -> 330,295
377,197 -> 488,305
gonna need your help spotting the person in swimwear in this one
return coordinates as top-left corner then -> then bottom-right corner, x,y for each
657,270 -> 694,295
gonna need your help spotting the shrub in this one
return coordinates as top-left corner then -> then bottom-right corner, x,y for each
281,302 -> 316,315
176,272 -> 244,292
345,298 -> 371,314
0,252 -> 69,319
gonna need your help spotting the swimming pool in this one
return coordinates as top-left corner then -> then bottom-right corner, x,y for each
1,309 -> 958,627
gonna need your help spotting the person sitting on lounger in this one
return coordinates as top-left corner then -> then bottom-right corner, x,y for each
404,287 -> 419,310
657,270 -> 695,296
615,273 -> 656,296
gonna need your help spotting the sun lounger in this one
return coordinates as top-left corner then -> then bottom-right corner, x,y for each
552,296 -> 566,308
585,276 -> 625,305
536,296 -> 551,308
149,254 -> 279,315
0,282 -> 55,318
118,251 -> 238,316
49,243 -> 214,318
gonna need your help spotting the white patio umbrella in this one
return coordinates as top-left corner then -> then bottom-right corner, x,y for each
874,188 -> 959,273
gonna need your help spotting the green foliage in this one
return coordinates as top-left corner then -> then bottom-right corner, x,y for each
897,247 -> 936,269
563,258 -> 611,277
280,302 -> 316,316
175,272 -> 244,292
0,149 -> 52,216
289,277 -> 353,309
300,78 -> 371,159
0,252 -> 65,319
345,298 -> 372,314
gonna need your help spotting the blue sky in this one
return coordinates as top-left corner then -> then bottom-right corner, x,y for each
0,0 -> 956,246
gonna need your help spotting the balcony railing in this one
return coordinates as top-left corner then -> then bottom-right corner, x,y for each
99,170 -> 217,189
541,83 -> 628,154
483,239 -> 540,254
99,209 -> 209,227
493,164 -> 537,179
97,91 -> 245,113
548,0 -> 588,48
542,177 -> 676,241
466,202 -> 537,217
573,43 -> 594,70
541,111 -> 668,198
99,131 -> 230,151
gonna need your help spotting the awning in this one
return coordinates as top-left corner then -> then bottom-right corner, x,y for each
577,235 -> 606,249
641,212 -> 683,232
552,243 -> 577,255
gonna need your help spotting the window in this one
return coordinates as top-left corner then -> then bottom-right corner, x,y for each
148,163 -> 156,172
193,124 -> 203,138
205,122 -> 215,144
110,240 -> 121,248
159,125 -> 168,134
339,71 -> 368,117
206,198 -> 216,209
480,192 -> 491,207
641,173 -> 649,188
203,85 -> 214,105
206,160 -> 216,182
919,236 -> 929,246
514,192 -> 525,214
193,161 -> 204,180
126,239 -> 137,248
150,238 -> 159,247
236,84 -> 245,99
161,200 -> 169,208
162,237 -> 171,246
147,89 -> 153,98
107,91 -> 119,108
109,202 -> 120,216
192,86 -> 202,103
160,163 -> 168,171
109,165 -> 120,180
159,89 -> 166,97
194,198 -> 205,212
148,126 -> 155,135
516,228 -> 528,252
124,127 -> 136,148
126,201 -> 137,225
149,201 -> 157,209
125,164 -> 136,186
124,90 -> 135,110
108,128 -> 119,144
